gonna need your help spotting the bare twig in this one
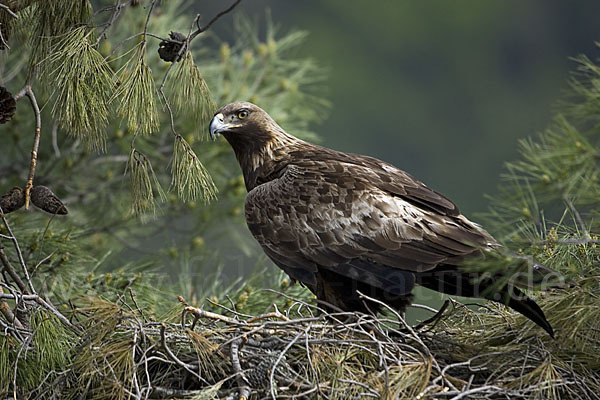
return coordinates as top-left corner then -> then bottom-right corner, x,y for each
2,0 -> 34,14
150,386 -> 210,398
415,299 -> 451,331
155,0 -> 243,128
231,336 -> 251,400
139,0 -> 158,51
156,13 -> 199,137
447,385 -> 504,400
15,86 -> 42,210
189,0 -> 242,41
246,304 -> 290,323
0,2 -> 19,18
93,0 -> 131,46
303,327 -> 331,399
0,293 -> 38,300
159,323 -> 209,385
182,301 -> 246,328
207,295 -> 253,319
0,206 -> 35,294
13,324 -> 34,399
0,287 -> 24,328
0,242 -> 28,293
269,325 -> 309,400
103,32 -> 172,61
34,296 -> 75,329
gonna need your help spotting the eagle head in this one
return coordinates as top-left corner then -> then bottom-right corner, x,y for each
209,101 -> 276,141
209,101 -> 300,190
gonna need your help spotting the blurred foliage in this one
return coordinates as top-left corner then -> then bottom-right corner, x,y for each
227,0 -> 600,215
477,52 -> 600,275
0,0 -> 329,286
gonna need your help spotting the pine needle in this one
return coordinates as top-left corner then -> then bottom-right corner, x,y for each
187,329 -> 227,382
0,336 -> 10,395
112,43 -> 160,136
48,26 -> 114,151
29,0 -> 92,73
169,50 -> 217,135
30,312 -> 70,384
508,357 -> 565,400
129,149 -> 165,216
170,135 -> 217,203
386,361 -> 432,400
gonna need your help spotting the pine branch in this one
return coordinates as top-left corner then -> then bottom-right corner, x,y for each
189,0 -> 242,41
168,50 -> 216,128
170,135 -> 217,203
48,26 -> 114,150
0,3 -> 18,19
113,43 -> 159,136
12,85 -> 41,209
0,207 -> 34,294
128,148 -> 165,216
92,0 -> 132,46
29,0 -> 92,75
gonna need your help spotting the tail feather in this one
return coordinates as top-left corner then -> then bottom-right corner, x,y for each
503,287 -> 554,338
416,268 -> 554,337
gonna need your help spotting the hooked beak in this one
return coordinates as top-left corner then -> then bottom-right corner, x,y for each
209,113 -> 226,141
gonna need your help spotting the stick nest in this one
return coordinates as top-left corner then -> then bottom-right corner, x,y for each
2,282 -> 599,400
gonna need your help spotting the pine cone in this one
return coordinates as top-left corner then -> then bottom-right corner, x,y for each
0,86 -> 16,124
245,357 -> 273,388
245,352 -> 290,388
0,187 -> 25,213
30,186 -> 68,215
158,31 -> 187,62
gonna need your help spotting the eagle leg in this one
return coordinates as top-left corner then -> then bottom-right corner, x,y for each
314,268 -> 414,315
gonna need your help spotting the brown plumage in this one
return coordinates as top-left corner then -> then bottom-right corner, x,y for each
210,101 -> 555,336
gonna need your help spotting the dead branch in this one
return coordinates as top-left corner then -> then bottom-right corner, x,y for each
23,86 -> 41,210
0,286 -> 23,328
183,304 -> 246,326
2,0 -> 33,14
159,322 -> 209,385
246,304 -> 290,323
269,325 -> 309,400
0,2 -> 18,19
11,85 -> 42,211
230,336 -> 250,400
415,299 -> 451,331
93,0 -> 133,46
0,241 -> 28,293
189,0 -> 242,41
34,295 -> 74,329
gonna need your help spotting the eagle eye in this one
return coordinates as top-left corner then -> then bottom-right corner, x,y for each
237,110 -> 249,119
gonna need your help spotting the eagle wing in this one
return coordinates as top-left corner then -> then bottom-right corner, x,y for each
244,153 -> 496,294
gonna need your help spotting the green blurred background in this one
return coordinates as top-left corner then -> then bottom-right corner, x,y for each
190,1 -> 600,311
204,0 -> 600,215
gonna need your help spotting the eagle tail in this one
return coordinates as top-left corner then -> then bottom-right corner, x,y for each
503,287 -> 554,338
416,269 -> 554,337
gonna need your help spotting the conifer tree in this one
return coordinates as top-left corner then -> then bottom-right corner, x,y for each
0,0 -> 328,282
0,1 -> 599,399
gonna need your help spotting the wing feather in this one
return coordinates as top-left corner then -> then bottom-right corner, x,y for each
244,153 -> 495,290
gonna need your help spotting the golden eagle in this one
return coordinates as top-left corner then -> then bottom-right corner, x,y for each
210,101 -> 557,336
